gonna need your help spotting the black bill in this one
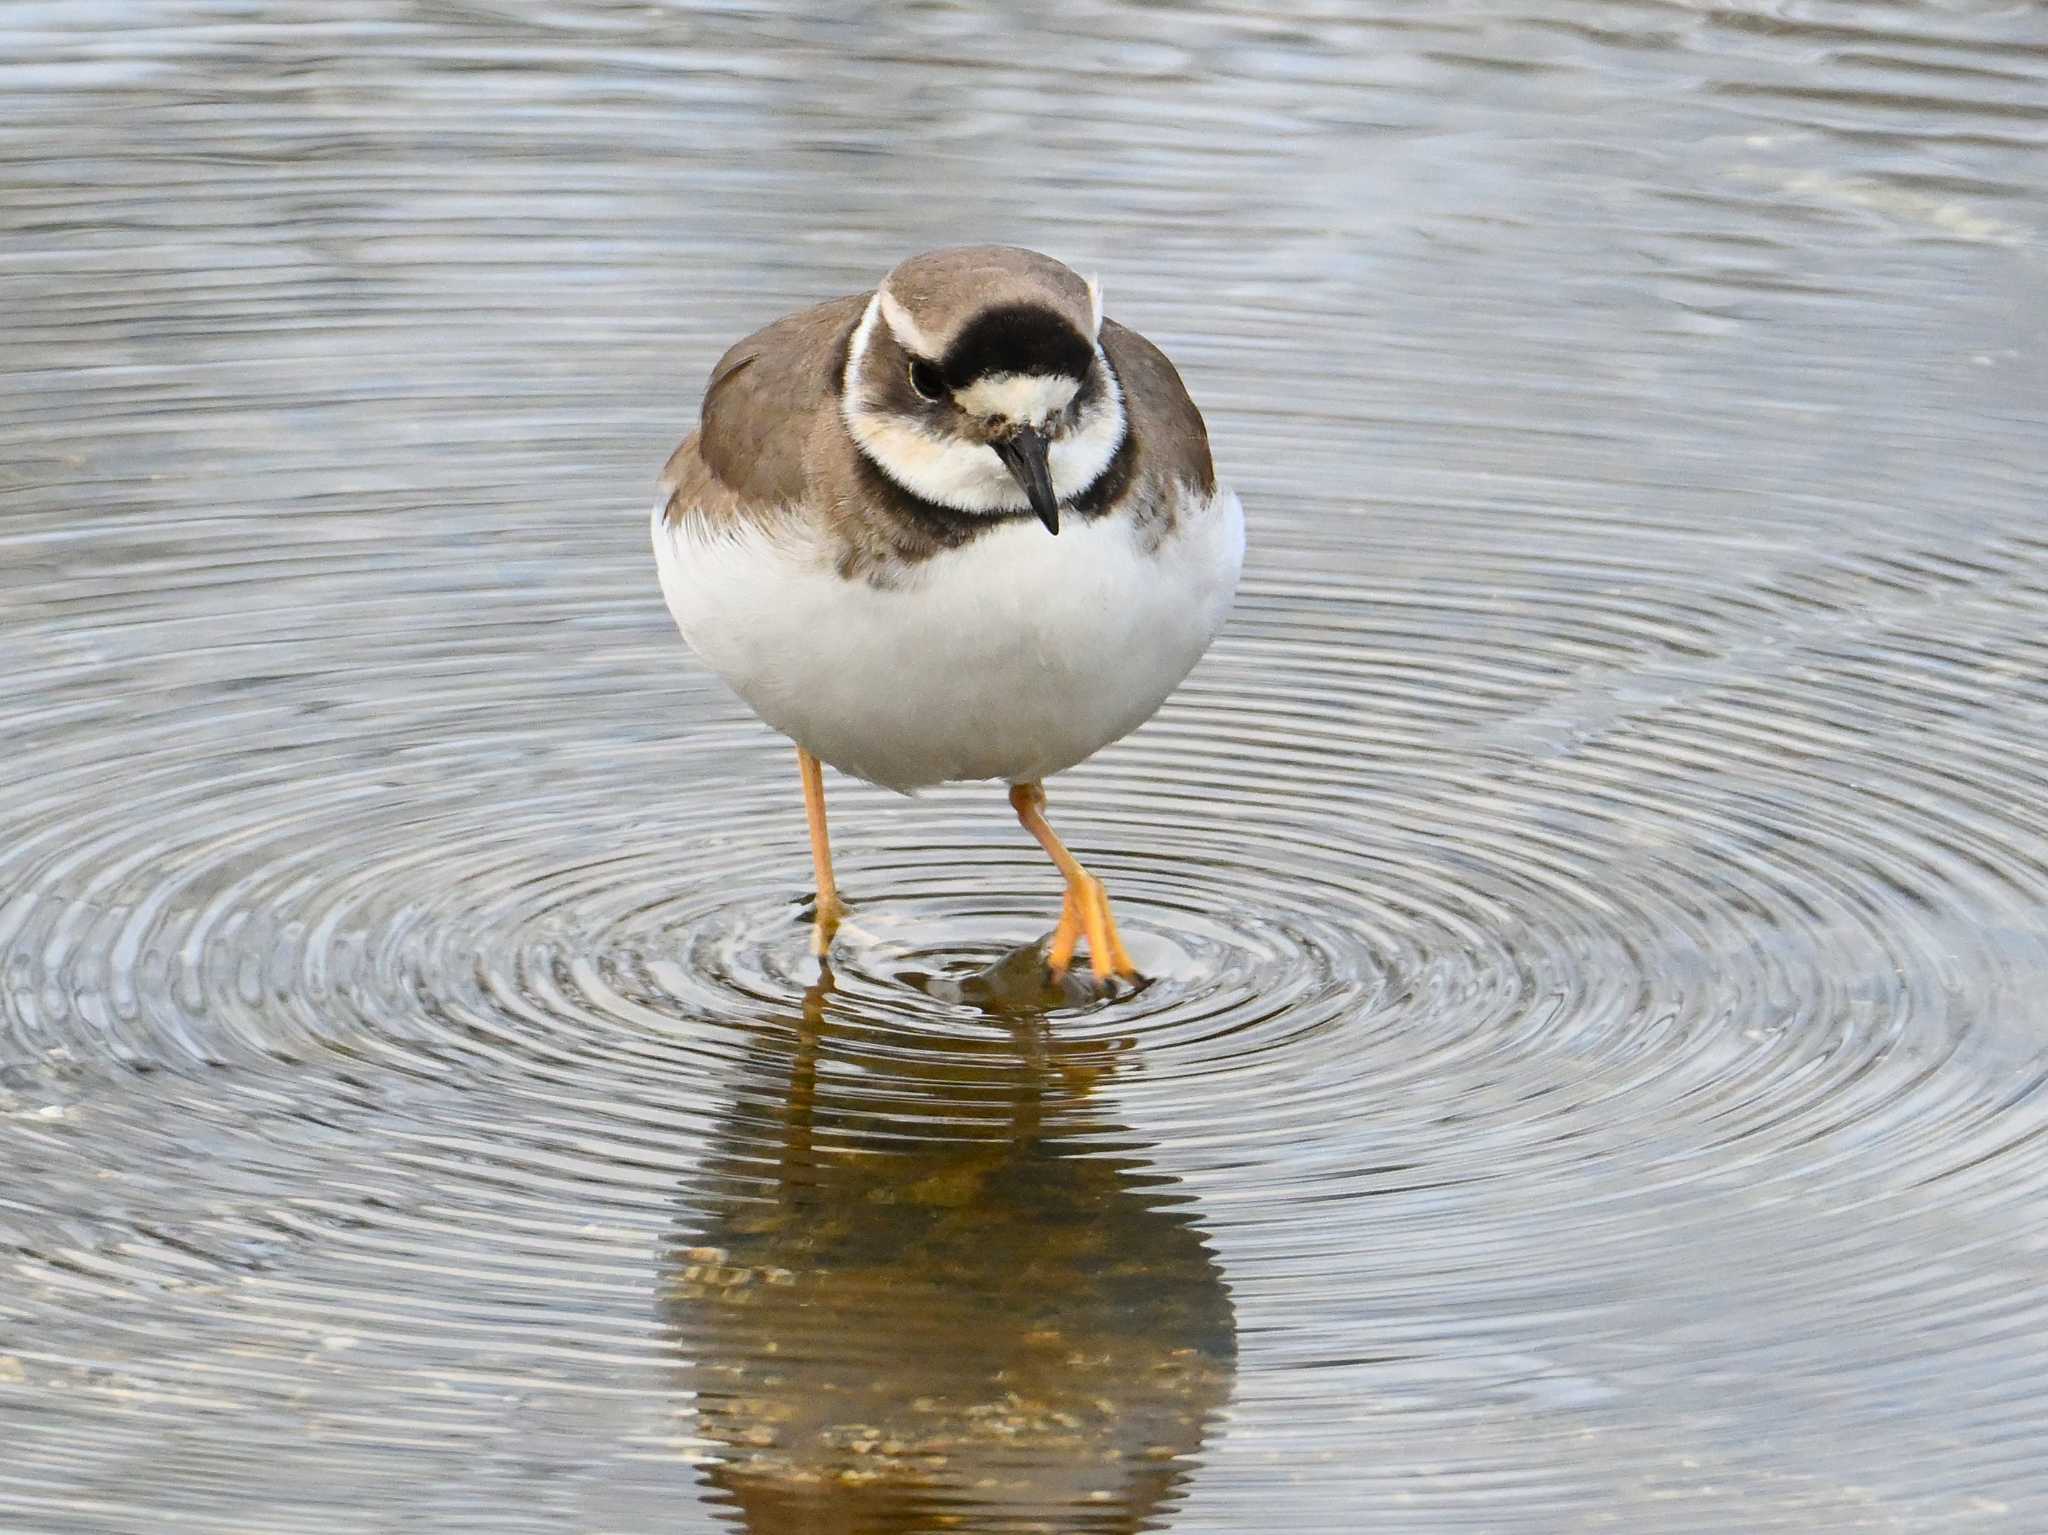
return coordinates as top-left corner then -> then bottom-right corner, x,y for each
991,427 -> 1061,535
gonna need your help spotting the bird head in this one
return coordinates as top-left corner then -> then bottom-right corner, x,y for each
840,246 -> 1127,534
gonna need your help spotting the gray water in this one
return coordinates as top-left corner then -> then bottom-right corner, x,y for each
4,3 -> 2048,1531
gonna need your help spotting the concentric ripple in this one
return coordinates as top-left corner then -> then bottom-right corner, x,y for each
6,1 -> 2048,1531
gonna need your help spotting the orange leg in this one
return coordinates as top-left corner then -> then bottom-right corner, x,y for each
797,747 -> 845,955
1008,782 -> 1138,986
1047,885 -> 1082,978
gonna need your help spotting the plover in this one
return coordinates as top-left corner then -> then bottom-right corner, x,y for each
653,246 -> 1243,987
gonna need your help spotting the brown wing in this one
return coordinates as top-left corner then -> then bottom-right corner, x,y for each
1100,317 -> 1216,498
660,292 -> 869,526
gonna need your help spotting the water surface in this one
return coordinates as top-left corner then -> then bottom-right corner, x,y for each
3,2 -> 2047,1530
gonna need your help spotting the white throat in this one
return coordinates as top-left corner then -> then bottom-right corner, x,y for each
839,292 -> 1126,516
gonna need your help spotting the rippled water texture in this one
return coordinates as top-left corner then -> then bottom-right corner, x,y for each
5,2 -> 2048,1530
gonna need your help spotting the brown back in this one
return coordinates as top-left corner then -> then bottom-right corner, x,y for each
1102,317 -> 1215,499
692,292 -> 868,506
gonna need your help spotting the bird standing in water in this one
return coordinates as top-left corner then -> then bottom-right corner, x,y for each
653,246 -> 1243,988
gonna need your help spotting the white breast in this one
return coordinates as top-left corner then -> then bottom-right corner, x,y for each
653,489 -> 1244,792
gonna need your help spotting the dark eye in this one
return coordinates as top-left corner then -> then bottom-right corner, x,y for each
907,359 -> 946,402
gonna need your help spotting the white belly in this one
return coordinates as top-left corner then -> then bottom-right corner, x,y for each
652,490 -> 1244,792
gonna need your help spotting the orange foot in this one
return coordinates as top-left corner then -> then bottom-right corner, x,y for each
1009,782 -> 1141,988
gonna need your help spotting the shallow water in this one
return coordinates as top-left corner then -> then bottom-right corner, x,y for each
4,1 -> 2048,1530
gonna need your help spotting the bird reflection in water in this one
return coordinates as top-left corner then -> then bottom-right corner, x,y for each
661,967 -> 1237,1533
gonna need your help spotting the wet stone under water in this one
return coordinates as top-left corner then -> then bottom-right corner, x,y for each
3,2 -> 2048,1532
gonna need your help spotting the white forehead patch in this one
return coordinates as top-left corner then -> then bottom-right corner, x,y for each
876,287 -> 941,361
952,371 -> 1081,425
